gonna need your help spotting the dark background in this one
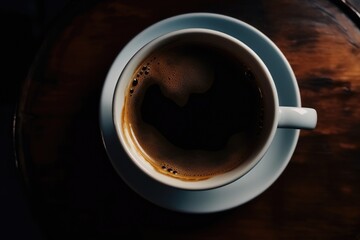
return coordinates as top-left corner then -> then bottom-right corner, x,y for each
0,1 -> 72,238
1,1 -> 359,239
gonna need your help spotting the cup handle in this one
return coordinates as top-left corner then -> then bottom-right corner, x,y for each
278,106 -> 317,129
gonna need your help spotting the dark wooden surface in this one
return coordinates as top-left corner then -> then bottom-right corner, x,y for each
15,0 -> 360,239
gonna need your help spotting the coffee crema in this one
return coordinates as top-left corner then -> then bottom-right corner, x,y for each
121,41 -> 264,181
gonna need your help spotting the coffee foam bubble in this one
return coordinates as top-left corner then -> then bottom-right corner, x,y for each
124,121 -> 250,181
138,45 -> 214,106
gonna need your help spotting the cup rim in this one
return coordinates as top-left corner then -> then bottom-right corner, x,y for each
113,28 -> 279,190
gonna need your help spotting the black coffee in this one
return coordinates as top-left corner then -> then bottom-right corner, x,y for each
122,40 -> 264,181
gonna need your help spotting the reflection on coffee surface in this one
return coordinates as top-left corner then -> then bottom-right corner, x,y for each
122,41 -> 264,181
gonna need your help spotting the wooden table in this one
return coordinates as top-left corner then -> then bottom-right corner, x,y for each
15,0 -> 360,239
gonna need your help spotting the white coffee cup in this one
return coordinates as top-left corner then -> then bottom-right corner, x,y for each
112,28 -> 317,191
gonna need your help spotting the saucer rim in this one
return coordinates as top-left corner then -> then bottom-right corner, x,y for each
99,12 -> 300,213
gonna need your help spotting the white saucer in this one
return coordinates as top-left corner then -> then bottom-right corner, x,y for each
100,13 -> 300,213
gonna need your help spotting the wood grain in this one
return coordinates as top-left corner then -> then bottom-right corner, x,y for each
16,0 -> 360,239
